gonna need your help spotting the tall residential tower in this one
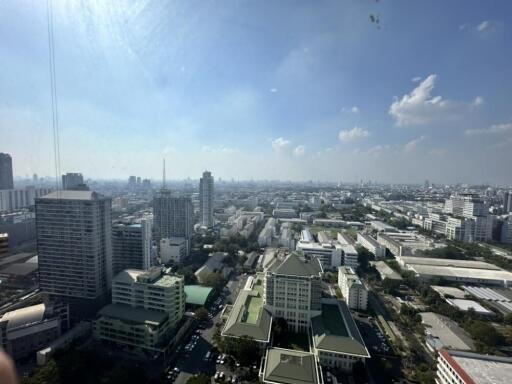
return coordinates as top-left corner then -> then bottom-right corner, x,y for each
0,153 -> 14,190
35,190 -> 112,320
199,171 -> 214,228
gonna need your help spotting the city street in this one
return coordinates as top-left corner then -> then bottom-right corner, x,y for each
171,272 -> 246,384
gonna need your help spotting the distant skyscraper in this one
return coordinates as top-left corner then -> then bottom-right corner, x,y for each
112,217 -> 152,276
35,190 -> 112,321
61,173 -> 86,190
0,153 -> 14,190
142,178 -> 151,188
199,171 -> 214,227
504,191 -> 512,213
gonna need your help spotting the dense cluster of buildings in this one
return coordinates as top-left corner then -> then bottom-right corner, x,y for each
3,150 -> 512,383
222,252 -> 370,381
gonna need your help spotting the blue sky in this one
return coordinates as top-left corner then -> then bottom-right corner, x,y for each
0,0 -> 511,184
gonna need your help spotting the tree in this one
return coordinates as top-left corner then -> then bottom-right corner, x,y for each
195,307 -> 209,323
273,317 -> 288,336
225,336 -> 260,366
356,246 -> 373,273
352,360 -> 368,383
381,278 -> 400,295
186,374 -> 211,384
465,321 -> 503,348
175,265 -> 198,284
202,272 -> 226,291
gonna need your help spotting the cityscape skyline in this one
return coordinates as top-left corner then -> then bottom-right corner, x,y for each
1,1 -> 511,184
2,1 -> 512,384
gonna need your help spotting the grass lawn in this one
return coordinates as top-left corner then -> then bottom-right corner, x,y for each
273,331 -> 310,351
308,225 -> 343,238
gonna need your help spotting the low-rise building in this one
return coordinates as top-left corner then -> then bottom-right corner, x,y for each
272,209 -> 297,219
160,237 -> 187,264
397,256 -> 512,287
436,349 -> 512,384
311,299 -> 370,371
377,231 -> 439,257
371,261 -> 403,281
184,285 -> 214,307
221,274 -> 272,348
194,252 -> 229,283
369,221 -> 397,233
356,233 -> 386,259
338,267 -> 367,310
261,348 -> 322,384
420,312 -> 474,352
94,267 -> 185,354
0,303 -> 66,360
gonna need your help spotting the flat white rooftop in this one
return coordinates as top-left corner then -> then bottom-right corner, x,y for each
410,264 -> 512,283
444,349 -> 512,384
399,256 -> 502,270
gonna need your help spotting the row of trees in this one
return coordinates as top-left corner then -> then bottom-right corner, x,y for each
22,348 -> 149,384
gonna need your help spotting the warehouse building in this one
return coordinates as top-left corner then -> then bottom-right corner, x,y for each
397,256 -> 512,287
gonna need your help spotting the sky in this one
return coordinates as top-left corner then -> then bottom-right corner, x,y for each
0,0 -> 511,185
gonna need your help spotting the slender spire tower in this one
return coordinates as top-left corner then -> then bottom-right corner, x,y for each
162,158 -> 166,189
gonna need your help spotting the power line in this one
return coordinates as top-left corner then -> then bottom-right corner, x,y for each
46,0 -> 61,195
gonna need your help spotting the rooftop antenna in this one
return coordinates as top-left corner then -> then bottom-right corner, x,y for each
162,158 -> 166,189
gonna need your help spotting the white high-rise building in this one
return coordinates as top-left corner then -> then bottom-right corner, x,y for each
263,253 -> 323,332
338,266 -> 367,310
199,171 -> 214,228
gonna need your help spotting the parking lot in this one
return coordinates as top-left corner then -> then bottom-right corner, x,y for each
164,273 -> 248,384
353,313 -> 392,356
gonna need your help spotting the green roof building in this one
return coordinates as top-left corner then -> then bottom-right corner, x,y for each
262,348 -> 321,384
311,299 -> 370,371
184,285 -> 214,306
221,274 -> 272,344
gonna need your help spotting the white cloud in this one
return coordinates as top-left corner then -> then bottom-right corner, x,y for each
338,126 -> 369,142
389,74 -> 481,126
465,122 -> 512,136
271,137 -> 291,151
162,146 -> 176,154
472,96 -> 484,106
293,145 -> 306,156
366,145 -> 391,157
201,145 -> 238,154
276,47 -> 316,79
477,20 -> 491,32
270,88 -> 278,93
412,76 -> 422,82
429,148 -> 446,156
403,136 -> 426,152
342,106 -> 359,113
